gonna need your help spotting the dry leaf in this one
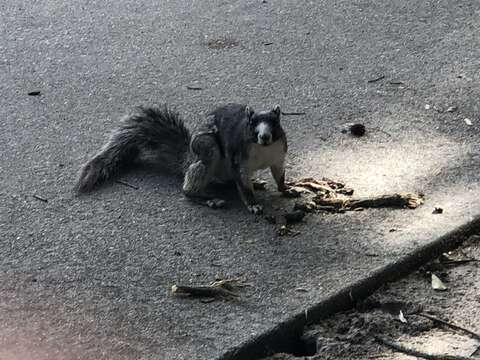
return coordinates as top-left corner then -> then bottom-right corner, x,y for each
431,273 -> 447,291
432,207 -> 443,214
446,106 -> 457,113
398,310 -> 407,323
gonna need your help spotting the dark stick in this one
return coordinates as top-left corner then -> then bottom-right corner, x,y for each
418,313 -> 480,341
442,259 -> 479,266
470,346 -> 480,357
115,180 -> 139,190
171,285 -> 238,298
367,75 -> 385,83
374,335 -> 471,360
186,86 -> 203,90
32,194 -> 48,202
281,111 -> 306,116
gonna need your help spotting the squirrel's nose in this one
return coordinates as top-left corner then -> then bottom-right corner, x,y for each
260,133 -> 271,141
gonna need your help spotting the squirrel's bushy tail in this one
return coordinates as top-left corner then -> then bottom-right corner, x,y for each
75,105 -> 191,193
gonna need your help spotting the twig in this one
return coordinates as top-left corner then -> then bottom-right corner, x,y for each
470,345 -> 480,357
186,86 -> 203,90
367,75 -> 385,83
374,335 -> 471,360
418,313 -> 480,341
442,259 -> 479,266
281,111 -> 306,116
32,194 -> 48,202
171,285 -> 238,298
388,80 -> 404,85
115,180 -> 139,190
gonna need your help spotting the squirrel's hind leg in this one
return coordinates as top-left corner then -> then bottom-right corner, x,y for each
182,133 -> 225,208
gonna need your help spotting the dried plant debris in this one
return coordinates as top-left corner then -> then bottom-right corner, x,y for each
286,177 -> 423,213
287,177 -> 353,195
265,177 -> 423,236
314,193 -> 424,210
207,38 -> 239,49
171,277 -> 248,300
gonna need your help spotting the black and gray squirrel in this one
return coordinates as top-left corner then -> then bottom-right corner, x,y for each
75,103 -> 293,214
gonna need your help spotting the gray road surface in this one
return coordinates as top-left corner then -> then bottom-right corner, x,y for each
1,0 -> 480,359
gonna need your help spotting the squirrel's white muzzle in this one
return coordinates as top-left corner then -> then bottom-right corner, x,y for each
255,122 -> 273,146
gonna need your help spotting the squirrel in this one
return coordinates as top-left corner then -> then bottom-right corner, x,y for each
75,103 -> 290,214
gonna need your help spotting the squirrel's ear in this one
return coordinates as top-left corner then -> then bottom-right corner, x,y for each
272,105 -> 281,117
245,105 -> 254,120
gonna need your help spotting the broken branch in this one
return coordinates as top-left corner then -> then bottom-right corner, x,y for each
418,313 -> 480,341
32,194 -> 48,202
281,111 -> 306,116
313,193 -> 424,210
374,335 -> 471,360
171,278 -> 247,299
115,180 -> 139,190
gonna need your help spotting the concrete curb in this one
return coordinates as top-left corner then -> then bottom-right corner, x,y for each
219,215 -> 480,360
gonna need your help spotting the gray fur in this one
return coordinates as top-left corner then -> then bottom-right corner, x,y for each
185,103 -> 287,213
75,106 -> 190,193
75,103 -> 288,214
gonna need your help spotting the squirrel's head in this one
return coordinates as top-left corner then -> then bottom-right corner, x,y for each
245,105 -> 282,146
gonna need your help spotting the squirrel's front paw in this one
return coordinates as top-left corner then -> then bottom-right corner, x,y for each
248,204 -> 263,215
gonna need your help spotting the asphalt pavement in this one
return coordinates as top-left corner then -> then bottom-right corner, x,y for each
1,0 -> 480,359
